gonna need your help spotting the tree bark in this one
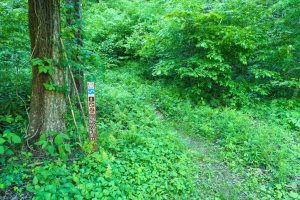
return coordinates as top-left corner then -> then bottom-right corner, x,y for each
28,0 -> 66,140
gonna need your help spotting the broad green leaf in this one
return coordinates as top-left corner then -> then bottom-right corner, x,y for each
3,129 -> 11,135
40,134 -> 47,141
11,133 -> 21,144
33,176 -> 38,185
43,83 -> 56,91
0,138 -> 6,144
42,141 -> 48,149
47,145 -> 55,155
289,191 -> 300,199
32,58 -> 43,66
54,135 -> 63,145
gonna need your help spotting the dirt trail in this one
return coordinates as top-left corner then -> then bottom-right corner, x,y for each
155,108 -> 248,199
179,133 -> 248,200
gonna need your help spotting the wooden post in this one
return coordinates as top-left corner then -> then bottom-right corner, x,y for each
87,82 -> 97,151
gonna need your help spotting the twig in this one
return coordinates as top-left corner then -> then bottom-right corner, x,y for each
67,94 -> 82,145
60,37 -> 88,130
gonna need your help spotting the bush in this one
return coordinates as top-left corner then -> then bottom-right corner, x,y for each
126,0 -> 300,106
84,0 -> 139,65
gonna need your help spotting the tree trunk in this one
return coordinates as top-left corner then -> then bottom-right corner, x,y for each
27,0 -> 66,140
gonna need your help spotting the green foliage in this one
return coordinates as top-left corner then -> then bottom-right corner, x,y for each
35,132 -> 72,160
0,0 -> 31,116
1,63 -> 197,199
42,81 -> 66,93
83,0 -> 164,66
0,115 -> 25,162
87,0 -> 300,105
0,154 -> 32,195
1,0 -> 299,199
242,99 -> 300,131
0,129 -> 22,156
152,77 -> 299,198
32,58 -> 54,75
42,82 -> 56,91
149,0 -> 299,105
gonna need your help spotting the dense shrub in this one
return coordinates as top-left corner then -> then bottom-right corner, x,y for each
84,0 -> 299,105
84,0 -> 138,65
125,0 -> 300,105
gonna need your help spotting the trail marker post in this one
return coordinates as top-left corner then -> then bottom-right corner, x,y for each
87,82 -> 97,151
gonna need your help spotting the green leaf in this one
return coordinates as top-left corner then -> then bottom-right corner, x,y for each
38,65 -> 47,73
42,141 -> 48,149
32,58 -> 43,66
6,149 -> 13,155
58,146 -> 67,160
38,65 -> 54,75
62,134 -> 70,140
64,144 -> 71,153
40,134 -> 47,141
0,138 -> 6,144
33,176 -> 38,185
3,129 -> 11,136
54,134 -> 63,145
3,116 -> 14,123
3,130 -> 12,143
44,192 -> 51,199
43,82 -> 56,91
47,145 -> 55,156
11,133 -> 21,144
33,58 -> 54,75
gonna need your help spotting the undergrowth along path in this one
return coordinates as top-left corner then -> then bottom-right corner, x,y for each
99,62 -> 298,199
105,61 -> 254,199
154,108 -> 248,199
178,133 -> 247,199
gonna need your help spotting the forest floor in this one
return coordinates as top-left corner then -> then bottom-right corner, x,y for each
3,61 -> 297,199
155,109 -> 247,199
178,133 -> 245,199
99,61 -> 260,199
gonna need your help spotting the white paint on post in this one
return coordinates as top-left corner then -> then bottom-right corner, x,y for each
87,82 -> 97,151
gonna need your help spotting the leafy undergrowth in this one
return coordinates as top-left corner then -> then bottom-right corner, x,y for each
1,61 -> 299,199
99,61 -> 299,199
104,61 -> 299,199
1,62 -> 197,199
100,62 -> 299,199
148,63 -> 300,198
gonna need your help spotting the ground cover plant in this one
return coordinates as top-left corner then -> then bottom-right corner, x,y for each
0,0 -> 299,199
